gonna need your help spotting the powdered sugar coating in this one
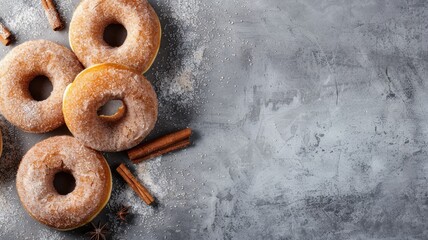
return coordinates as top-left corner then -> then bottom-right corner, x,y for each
69,0 -> 161,73
63,64 -> 158,152
0,40 -> 83,133
16,136 -> 112,230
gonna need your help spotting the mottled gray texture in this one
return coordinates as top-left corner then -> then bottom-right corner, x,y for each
0,0 -> 428,239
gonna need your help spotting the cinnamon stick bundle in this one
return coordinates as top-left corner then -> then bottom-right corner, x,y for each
127,128 -> 192,164
0,22 -> 12,46
116,164 -> 155,205
41,0 -> 64,31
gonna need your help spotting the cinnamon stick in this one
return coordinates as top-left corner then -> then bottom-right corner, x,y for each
41,0 -> 64,31
128,128 -> 192,161
116,164 -> 155,205
132,139 -> 191,164
0,22 -> 12,46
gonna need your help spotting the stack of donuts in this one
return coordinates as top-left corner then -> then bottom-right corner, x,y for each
0,0 -> 161,230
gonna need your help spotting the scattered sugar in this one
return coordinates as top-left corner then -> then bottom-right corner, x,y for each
35,229 -> 65,240
152,0 -> 210,108
169,0 -> 200,28
167,46 -> 206,99
54,0 -> 76,20
0,117 -> 23,183
109,157 -> 167,215
0,118 -> 25,238
3,3 -> 46,38
135,157 -> 168,200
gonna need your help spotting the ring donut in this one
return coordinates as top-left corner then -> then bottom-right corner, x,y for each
63,63 -> 158,152
0,40 -> 83,133
16,136 -> 112,230
69,0 -> 161,73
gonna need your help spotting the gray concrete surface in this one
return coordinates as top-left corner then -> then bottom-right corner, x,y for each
0,0 -> 427,239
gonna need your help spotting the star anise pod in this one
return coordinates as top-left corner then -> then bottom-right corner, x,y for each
86,222 -> 109,240
116,205 -> 130,222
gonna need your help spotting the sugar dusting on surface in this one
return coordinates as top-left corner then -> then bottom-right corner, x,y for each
135,157 -> 168,200
0,118 -> 22,183
3,3 -> 45,38
107,157 -> 170,237
0,118 -> 26,239
151,0 -> 209,107
168,46 -> 206,99
36,229 -> 65,240
54,0 -> 75,18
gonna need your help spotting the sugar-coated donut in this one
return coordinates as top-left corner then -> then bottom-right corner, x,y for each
0,40 -> 83,133
69,0 -> 161,73
63,63 -> 158,152
16,136 -> 112,231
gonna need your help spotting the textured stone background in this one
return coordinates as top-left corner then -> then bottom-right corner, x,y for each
0,0 -> 428,239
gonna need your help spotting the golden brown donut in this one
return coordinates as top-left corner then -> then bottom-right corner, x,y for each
63,63 -> 158,152
69,0 -> 161,73
16,136 -> 112,231
0,40 -> 83,133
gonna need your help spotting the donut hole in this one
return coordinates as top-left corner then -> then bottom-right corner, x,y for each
98,99 -> 126,121
103,23 -> 127,47
29,75 -> 53,101
53,171 -> 76,195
